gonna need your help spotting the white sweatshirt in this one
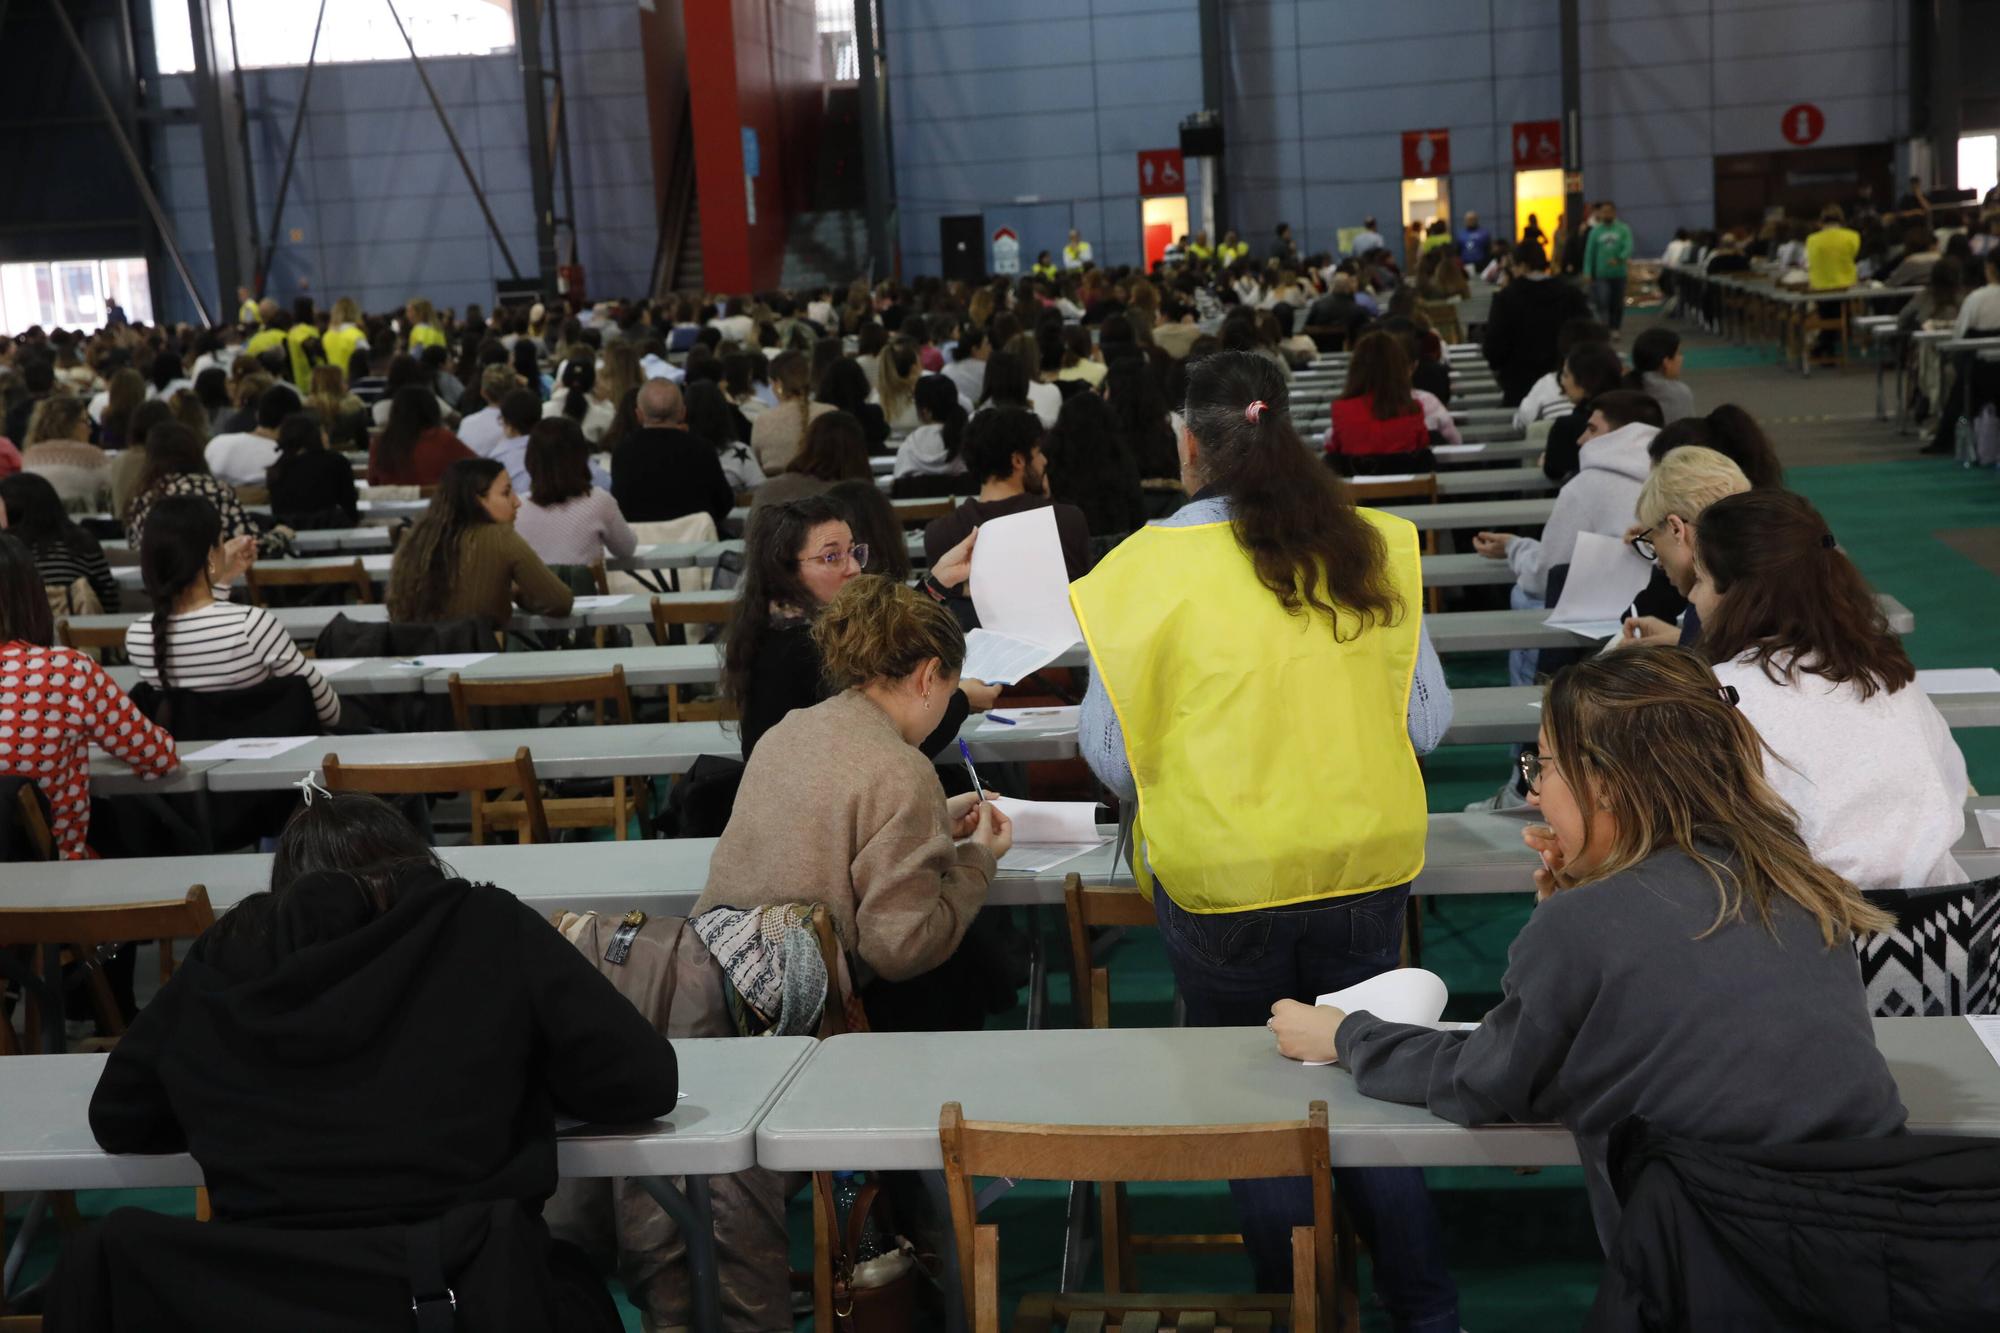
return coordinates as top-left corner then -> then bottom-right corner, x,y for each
1713,653 -> 1969,890
1506,420 -> 1656,599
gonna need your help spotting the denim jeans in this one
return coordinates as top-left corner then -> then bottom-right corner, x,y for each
1592,276 -> 1627,331
1153,887 -> 1461,1333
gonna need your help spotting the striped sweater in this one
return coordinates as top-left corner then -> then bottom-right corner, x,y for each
124,600 -> 340,728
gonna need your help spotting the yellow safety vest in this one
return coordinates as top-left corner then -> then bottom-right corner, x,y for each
1069,511 -> 1427,913
1063,243 -> 1092,268
244,326 -> 288,360
1186,243 -> 1213,261
322,323 -> 367,378
409,323 -> 448,351
286,322 -> 317,387
1218,243 -> 1247,265
1032,262 -> 1057,280
238,299 -> 259,325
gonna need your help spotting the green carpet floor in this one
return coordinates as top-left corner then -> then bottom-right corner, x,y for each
7,449 -> 1996,1332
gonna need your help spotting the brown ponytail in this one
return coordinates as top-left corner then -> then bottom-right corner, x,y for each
813,575 -> 965,690
1182,349 -> 1402,638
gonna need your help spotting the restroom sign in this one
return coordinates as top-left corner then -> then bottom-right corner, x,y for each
1402,129 -> 1451,179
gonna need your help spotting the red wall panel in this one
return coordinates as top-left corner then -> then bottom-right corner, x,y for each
685,0 -> 825,293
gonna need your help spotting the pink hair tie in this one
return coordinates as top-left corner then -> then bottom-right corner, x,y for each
1245,399 -> 1268,423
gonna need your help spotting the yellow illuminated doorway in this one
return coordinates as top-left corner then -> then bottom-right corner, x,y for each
1514,169 -> 1563,257
1142,197 -> 1190,269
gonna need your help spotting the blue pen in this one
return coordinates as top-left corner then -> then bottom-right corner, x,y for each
985,713 -> 1017,726
956,739 -> 985,804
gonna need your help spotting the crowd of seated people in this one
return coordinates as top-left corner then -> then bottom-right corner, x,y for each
0,217 -> 1996,1331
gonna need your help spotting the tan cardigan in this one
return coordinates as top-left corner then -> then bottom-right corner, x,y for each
749,400 -> 834,474
696,688 -> 995,981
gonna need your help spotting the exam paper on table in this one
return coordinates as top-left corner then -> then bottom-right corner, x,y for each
307,657 -> 365,677
1544,530 -> 1653,637
961,630 -> 1065,686
967,506 -> 1082,649
998,844 -> 1109,873
1916,668 -> 2000,694
1302,968 -> 1449,1067
1431,443 -> 1486,456
565,594 -> 631,611
392,652 -> 497,670
185,735 -> 319,763
1970,1017 -> 2000,1071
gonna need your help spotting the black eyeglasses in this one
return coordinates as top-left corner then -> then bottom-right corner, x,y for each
1632,526 -> 1658,563
1518,750 -> 1554,795
798,543 -> 869,570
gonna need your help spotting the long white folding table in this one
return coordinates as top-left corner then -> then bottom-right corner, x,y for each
20,801 -> 2000,916
0,1040 -> 816,1333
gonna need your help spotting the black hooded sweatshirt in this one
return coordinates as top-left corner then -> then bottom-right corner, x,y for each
88,864 -> 678,1227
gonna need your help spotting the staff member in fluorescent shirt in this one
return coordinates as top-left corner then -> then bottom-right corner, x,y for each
1069,349 -> 1460,1331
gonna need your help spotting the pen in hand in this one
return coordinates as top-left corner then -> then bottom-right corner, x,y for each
956,739 -> 985,804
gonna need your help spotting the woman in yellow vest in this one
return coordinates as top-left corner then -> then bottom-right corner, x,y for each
320,298 -> 369,381
1217,230 -> 1248,266
1070,349 -> 1461,1329
404,298 -> 448,352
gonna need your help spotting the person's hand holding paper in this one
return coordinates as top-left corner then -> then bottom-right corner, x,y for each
1269,969 -> 1448,1067
1544,530 -> 1655,641
960,507 -> 1084,686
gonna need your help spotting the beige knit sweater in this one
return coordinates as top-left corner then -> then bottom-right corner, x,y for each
696,688 -> 996,982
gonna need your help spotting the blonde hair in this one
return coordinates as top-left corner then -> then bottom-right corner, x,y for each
1542,646 -> 1892,945
1636,446 -> 1749,529
813,574 -> 965,690
233,370 -> 275,408
24,393 -> 89,445
407,298 -> 435,326
308,365 -> 349,424
330,297 -> 361,325
876,339 -> 921,424
167,388 -> 210,441
599,343 -> 643,406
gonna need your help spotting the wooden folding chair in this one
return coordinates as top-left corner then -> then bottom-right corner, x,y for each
1803,295 -> 1851,370
1345,473 -> 1442,612
941,1101 -> 1340,1333
55,618 -> 127,659
893,496 -> 953,525
650,595 -> 738,722
244,557 -> 373,607
321,747 -> 550,845
446,669 -> 642,840
0,886 -> 215,1055
12,785 -> 56,863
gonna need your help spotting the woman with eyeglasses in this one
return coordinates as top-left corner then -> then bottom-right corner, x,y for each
1616,445 -> 1749,648
1270,646 -> 1906,1249
721,495 -> 983,761
1689,489 -> 1970,890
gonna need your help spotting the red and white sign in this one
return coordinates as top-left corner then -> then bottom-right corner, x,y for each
1781,103 -> 1825,146
1512,119 -> 1561,171
1137,148 -> 1185,198
1402,128 -> 1451,179
991,227 -> 1021,276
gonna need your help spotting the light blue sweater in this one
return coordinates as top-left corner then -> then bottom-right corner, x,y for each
1078,495 -> 1454,802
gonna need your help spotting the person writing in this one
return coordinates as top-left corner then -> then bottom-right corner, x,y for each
1617,445 -> 1750,648
698,575 -> 1013,1032
1323,329 -> 1458,475
1270,647 -> 1906,1249
1690,489 -> 1971,890
1069,350 -> 1460,1331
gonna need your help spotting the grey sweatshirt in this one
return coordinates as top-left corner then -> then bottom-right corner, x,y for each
1505,420 -> 1656,599
1336,847 -> 1907,1248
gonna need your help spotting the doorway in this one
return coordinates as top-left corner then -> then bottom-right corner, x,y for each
1513,168 -> 1563,255
1141,197 -> 1189,270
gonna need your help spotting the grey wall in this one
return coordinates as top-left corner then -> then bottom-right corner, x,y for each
884,0 -> 1207,277
1222,0 -> 1908,261
150,0 -> 656,327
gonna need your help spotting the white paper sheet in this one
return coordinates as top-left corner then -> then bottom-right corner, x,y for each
390,652 -> 497,670
991,796 -> 1101,844
978,705 -> 1081,732
1976,809 -> 2000,850
307,657 -> 365,677
565,594 -> 631,610
961,630 -> 1065,686
1431,443 -> 1486,456
1302,968 -> 1450,1067
968,506 -> 1082,649
1544,530 -> 1653,634
997,843 -> 1108,873
186,735 -> 318,762
1916,668 -> 2000,694
1353,472 -> 1425,484
1970,1016 -> 2000,1070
